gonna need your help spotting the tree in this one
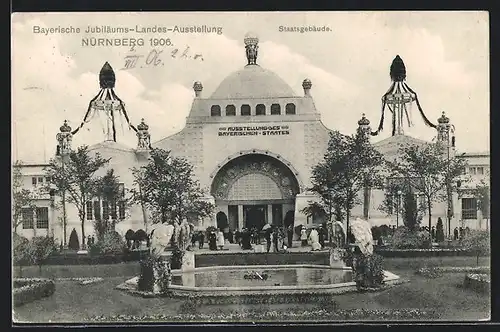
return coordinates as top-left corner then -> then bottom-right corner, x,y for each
44,145 -> 110,249
93,169 -> 129,240
131,148 -> 214,226
387,142 -> 468,240
307,129 -> 384,242
402,189 -> 420,231
12,161 -> 37,233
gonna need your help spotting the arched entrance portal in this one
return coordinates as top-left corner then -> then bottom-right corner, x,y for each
216,211 -> 229,230
211,153 -> 300,231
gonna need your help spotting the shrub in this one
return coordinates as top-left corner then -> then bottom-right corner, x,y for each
26,236 -> 57,275
13,278 -> 55,307
137,252 -> 171,293
89,231 -> 126,256
13,233 -> 29,265
461,230 -> 490,266
436,218 -> 445,242
391,226 -> 431,249
342,248 -> 385,289
68,228 -> 80,250
170,247 -> 184,269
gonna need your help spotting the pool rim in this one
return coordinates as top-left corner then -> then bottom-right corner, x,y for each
121,264 -> 400,294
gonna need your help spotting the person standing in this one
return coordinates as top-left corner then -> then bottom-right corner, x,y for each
318,225 -> 325,248
208,230 -> 217,250
216,228 -> 225,250
287,224 -> 293,248
265,227 -> 272,253
453,227 -> 459,241
272,228 -> 279,252
198,231 -> 205,249
431,226 -> 436,241
300,227 -> 308,246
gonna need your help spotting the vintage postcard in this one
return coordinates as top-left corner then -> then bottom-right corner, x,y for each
11,11 -> 490,324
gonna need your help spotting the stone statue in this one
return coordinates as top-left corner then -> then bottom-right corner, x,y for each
150,223 -> 174,255
349,218 -> 374,256
136,118 -> 151,150
56,120 -> 73,155
137,131 -> 150,149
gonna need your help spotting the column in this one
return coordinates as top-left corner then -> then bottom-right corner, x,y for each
238,205 -> 244,230
267,205 -> 273,225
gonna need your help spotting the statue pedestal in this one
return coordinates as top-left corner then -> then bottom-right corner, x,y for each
329,248 -> 346,268
181,251 -> 195,271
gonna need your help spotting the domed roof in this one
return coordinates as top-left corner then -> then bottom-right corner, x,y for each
211,65 -> 297,99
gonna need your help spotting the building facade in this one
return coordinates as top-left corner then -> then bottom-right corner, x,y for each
13,33 -> 490,244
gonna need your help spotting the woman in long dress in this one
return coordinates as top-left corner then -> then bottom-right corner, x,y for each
216,228 -> 225,250
309,228 -> 322,251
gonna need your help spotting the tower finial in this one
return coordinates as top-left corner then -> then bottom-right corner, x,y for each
99,62 -> 116,89
244,32 -> 259,66
390,55 -> 406,82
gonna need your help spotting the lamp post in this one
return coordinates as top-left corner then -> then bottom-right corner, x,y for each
396,190 -> 402,228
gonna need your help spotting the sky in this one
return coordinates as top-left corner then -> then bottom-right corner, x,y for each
11,11 -> 489,163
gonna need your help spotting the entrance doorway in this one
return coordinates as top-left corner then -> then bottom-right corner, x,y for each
243,205 -> 267,229
216,212 -> 229,231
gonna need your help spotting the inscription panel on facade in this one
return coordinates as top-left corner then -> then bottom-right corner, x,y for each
218,125 -> 290,137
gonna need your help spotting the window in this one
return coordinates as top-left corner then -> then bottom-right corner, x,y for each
256,104 -> 266,115
32,177 -> 37,186
225,105 -> 236,116
38,177 -> 44,184
271,104 -> 281,115
36,207 -> 49,229
118,201 -> 126,219
102,201 -> 109,220
86,201 -> 93,220
461,198 -> 477,220
469,167 -> 477,175
210,105 -> 221,116
477,167 -> 484,175
93,201 -> 101,220
285,103 -> 296,115
111,201 -> 117,220
22,208 -> 34,229
241,104 -> 251,116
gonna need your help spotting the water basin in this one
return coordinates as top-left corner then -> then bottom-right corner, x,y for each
171,265 -> 352,288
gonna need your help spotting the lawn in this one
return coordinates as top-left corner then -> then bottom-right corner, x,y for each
13,256 -> 490,323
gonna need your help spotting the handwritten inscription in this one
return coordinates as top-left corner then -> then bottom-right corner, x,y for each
218,125 -> 290,137
122,46 -> 204,70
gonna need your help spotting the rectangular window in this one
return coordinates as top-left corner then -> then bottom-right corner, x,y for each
86,201 -> 93,220
32,177 -> 37,186
111,201 -> 117,220
36,207 -> 49,229
38,177 -> 44,184
477,167 -> 484,175
461,198 -> 477,220
22,208 -> 34,229
102,201 -> 109,220
470,167 -> 477,175
93,201 -> 101,220
118,201 -> 126,219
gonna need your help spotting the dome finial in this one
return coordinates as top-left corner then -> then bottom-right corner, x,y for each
302,78 -> 312,97
193,81 -> 203,97
244,32 -> 259,66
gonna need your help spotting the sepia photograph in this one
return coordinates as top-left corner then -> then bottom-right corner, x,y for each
11,11 -> 490,323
